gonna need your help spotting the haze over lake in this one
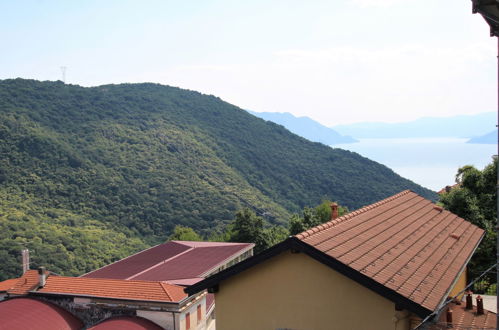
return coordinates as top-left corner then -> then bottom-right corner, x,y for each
334,138 -> 497,192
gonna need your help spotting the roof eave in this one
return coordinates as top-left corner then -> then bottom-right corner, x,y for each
185,237 -> 433,318
184,238 -> 292,295
30,291 -> 183,305
199,243 -> 256,277
434,229 -> 486,314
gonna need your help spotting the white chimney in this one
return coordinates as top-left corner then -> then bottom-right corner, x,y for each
38,267 -> 46,287
21,249 -> 30,274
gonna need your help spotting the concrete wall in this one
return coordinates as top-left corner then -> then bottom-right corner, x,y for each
137,310 -> 175,330
214,250 -> 410,330
178,296 -> 206,330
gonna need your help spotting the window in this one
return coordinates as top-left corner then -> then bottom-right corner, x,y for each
197,304 -> 202,322
186,312 -> 190,330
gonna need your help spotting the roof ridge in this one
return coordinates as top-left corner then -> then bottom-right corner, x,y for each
159,282 -> 173,301
125,246 -> 195,280
48,274 -> 186,287
295,190 -> 413,240
79,241 -> 169,277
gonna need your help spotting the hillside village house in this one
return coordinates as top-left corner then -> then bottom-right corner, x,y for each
0,267 -> 200,329
0,240 -> 253,329
83,240 -> 254,328
186,190 -> 497,330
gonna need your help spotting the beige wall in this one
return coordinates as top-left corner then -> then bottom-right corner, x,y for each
215,250 -> 410,330
448,268 -> 466,300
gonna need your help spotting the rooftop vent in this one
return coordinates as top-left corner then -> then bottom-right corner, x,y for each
38,267 -> 47,288
476,296 -> 484,315
465,292 -> 473,310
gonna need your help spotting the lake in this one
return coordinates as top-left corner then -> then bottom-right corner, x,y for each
334,138 -> 497,191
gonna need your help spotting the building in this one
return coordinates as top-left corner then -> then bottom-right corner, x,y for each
2,267 -> 205,330
83,240 -> 254,329
0,240 -> 253,329
0,278 -> 18,301
186,190 -> 495,330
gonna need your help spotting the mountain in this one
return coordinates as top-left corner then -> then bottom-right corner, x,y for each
332,112 -> 496,139
467,130 -> 497,144
0,79 -> 435,279
248,111 -> 357,145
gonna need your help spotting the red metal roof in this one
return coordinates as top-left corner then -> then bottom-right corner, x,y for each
0,297 -> 83,330
88,316 -> 163,330
83,241 -> 190,279
296,190 -> 484,312
83,240 -> 253,281
34,275 -> 187,303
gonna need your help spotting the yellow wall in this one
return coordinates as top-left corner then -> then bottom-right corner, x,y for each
215,250 -> 410,330
448,268 -> 467,300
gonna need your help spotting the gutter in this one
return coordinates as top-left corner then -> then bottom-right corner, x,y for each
430,228 -> 486,323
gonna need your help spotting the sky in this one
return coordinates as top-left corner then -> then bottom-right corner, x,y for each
0,0 -> 496,126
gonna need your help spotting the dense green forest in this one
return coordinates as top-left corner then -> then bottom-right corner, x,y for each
0,78 -> 435,280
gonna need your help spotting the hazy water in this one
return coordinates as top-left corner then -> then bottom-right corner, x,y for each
334,138 -> 497,191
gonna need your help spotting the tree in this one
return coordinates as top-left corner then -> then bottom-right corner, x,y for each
439,158 -> 497,284
220,208 -> 289,253
228,208 -> 267,253
289,200 -> 348,235
168,225 -> 202,241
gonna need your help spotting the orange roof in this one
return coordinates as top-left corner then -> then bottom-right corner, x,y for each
437,183 -> 460,195
429,300 -> 496,329
7,270 -> 43,295
296,190 -> 484,312
0,279 -> 19,292
34,275 -> 187,303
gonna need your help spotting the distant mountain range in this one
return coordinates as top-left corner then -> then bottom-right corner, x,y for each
248,111 -> 357,145
332,112 -> 496,139
467,130 -> 497,144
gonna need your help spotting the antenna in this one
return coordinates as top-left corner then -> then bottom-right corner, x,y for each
21,248 -> 30,274
60,66 -> 67,84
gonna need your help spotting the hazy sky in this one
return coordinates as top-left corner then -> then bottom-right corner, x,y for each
1,0 -> 496,125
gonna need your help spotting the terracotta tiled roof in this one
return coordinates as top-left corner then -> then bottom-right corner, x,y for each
7,270 -> 44,295
0,297 -> 83,330
88,316 -> 163,330
428,300 -> 497,330
437,183 -> 460,195
34,275 -> 187,303
296,190 -> 484,312
0,279 -> 19,292
83,240 -> 254,281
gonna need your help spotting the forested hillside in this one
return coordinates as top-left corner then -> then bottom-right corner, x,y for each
0,79 -> 435,279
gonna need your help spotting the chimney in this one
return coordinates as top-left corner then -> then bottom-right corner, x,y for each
21,249 -> 30,274
446,308 -> 453,328
38,267 -> 47,288
476,295 -> 484,315
330,202 -> 338,220
465,292 -> 473,310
